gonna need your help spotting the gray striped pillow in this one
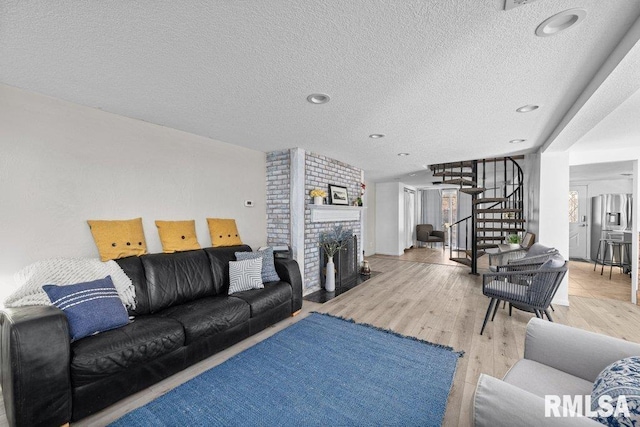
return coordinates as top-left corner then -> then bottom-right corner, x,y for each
228,258 -> 264,294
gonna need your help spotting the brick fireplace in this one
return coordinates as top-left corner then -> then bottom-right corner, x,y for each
266,148 -> 364,294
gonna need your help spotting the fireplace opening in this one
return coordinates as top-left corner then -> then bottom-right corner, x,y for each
320,234 -> 358,288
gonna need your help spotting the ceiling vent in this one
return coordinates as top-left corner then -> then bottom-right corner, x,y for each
503,0 -> 540,11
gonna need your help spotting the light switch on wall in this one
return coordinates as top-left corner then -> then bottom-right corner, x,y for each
244,200 -> 254,207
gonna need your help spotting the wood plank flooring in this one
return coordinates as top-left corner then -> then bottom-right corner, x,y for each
1,249 -> 640,426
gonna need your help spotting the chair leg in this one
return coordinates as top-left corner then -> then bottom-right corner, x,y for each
502,301 -> 506,309
509,303 -> 513,317
491,299 -> 501,321
534,310 -> 542,319
549,304 -> 555,312
544,309 -> 553,322
480,299 -> 496,335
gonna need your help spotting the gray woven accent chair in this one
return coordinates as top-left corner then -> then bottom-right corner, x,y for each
416,224 -> 446,251
488,242 -> 559,272
474,319 -> 640,426
480,258 -> 567,335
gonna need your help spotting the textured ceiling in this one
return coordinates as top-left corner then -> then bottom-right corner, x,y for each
1,1 -> 639,182
570,161 -> 634,182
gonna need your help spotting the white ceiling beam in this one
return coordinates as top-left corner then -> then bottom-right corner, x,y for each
539,16 -> 640,153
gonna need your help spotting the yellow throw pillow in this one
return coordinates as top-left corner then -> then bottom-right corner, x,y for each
207,218 -> 243,247
155,220 -> 201,253
87,218 -> 148,261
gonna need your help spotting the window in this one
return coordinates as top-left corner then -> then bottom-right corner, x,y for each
442,190 -> 457,247
568,190 -> 578,223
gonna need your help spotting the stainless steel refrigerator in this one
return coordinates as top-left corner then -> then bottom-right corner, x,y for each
590,193 -> 633,261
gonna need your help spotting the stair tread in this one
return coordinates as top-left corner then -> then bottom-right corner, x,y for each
430,161 -> 474,170
464,250 -> 486,258
477,243 -> 499,249
433,171 -> 476,177
459,188 -> 486,195
476,236 -> 506,241
477,227 -> 526,232
429,156 -> 525,171
476,218 -> 526,223
476,208 -> 522,213
442,178 -> 477,186
474,197 -> 508,204
450,257 -> 472,266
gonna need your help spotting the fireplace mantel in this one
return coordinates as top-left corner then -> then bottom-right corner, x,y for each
309,205 -> 366,223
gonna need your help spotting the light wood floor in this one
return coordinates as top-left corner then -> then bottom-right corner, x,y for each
2,251 -> 640,427
568,258 -> 632,302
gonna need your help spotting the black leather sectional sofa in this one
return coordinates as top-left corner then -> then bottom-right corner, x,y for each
0,245 -> 302,427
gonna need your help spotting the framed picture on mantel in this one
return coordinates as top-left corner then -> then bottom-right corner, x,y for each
328,184 -> 349,205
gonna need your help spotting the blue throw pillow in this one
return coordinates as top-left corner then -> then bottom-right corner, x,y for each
235,247 -> 280,283
43,276 -> 130,342
591,356 -> 640,426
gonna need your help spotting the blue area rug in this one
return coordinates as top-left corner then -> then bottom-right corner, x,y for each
110,313 -> 462,427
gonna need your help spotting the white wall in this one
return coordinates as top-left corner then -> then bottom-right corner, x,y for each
364,180 -> 376,255
538,152 -> 570,306
375,182 -> 403,256
523,153 -> 541,237
0,85 -> 267,298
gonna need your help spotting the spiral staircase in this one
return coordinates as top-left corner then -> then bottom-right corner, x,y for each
429,156 -> 525,274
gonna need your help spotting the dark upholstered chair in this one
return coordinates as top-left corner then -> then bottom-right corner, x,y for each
416,224 -> 446,251
480,258 -> 568,335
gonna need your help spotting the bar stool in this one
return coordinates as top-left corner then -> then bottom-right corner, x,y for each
594,238 -> 625,279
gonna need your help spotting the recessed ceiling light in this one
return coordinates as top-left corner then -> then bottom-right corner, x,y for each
306,94 -> 330,104
509,139 -> 526,144
398,153 -> 410,157
409,173 -> 416,177
535,9 -> 586,37
369,134 -> 385,139
516,105 -> 539,113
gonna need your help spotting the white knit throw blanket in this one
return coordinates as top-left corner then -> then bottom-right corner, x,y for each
4,258 -> 137,309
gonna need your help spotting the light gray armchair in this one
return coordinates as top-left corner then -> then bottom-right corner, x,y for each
489,242 -> 559,272
473,318 -> 640,426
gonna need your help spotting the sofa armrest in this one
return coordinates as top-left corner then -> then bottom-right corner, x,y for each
524,318 -> 640,383
474,374 -> 600,427
274,258 -> 303,312
1,306 -> 72,427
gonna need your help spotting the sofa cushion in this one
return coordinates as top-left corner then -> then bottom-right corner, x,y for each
524,243 -> 556,258
503,359 -> 593,415
228,258 -> 264,294
232,281 -> 292,317
203,245 -> 252,295
115,256 -> 150,316
87,218 -> 148,261
142,250 -> 215,313
70,316 -> 185,386
43,276 -> 130,342
159,296 -> 250,344
235,247 -> 281,283
155,220 -> 201,253
485,280 -> 528,301
591,356 -> 640,425
207,218 -> 243,247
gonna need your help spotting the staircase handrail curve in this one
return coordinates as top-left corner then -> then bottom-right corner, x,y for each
448,157 -> 523,226
481,156 -> 524,210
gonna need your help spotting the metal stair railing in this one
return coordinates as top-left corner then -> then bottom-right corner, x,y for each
440,156 -> 524,274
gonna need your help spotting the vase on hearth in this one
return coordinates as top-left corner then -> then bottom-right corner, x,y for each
325,256 -> 336,292
314,196 -> 323,205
